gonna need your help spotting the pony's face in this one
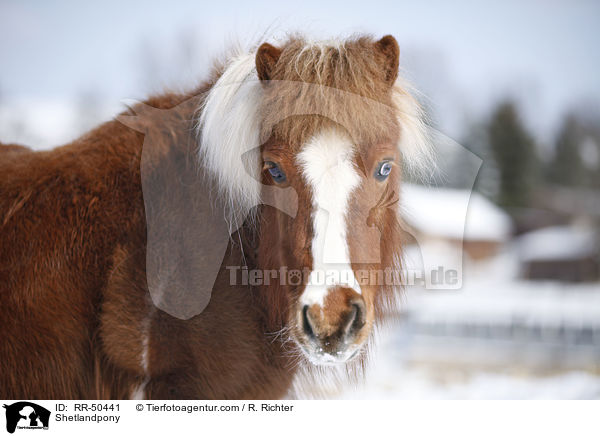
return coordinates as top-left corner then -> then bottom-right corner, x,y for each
254,36 -> 408,365
199,34 -> 428,366
260,130 -> 403,365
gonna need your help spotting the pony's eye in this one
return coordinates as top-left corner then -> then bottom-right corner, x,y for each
265,162 -> 287,183
375,161 -> 393,180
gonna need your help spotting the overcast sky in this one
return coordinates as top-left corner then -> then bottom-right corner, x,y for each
1,0 -> 598,141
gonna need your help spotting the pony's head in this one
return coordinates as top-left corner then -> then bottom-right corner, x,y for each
199,34 -> 430,366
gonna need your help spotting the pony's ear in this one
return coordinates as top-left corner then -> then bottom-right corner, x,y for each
374,35 -> 400,86
256,42 -> 282,81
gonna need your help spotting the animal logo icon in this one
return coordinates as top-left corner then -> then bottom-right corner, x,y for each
3,402 -> 50,433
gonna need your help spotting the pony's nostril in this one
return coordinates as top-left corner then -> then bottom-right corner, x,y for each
345,300 -> 366,336
302,305 -> 316,340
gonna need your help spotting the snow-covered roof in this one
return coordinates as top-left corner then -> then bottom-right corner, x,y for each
400,183 -> 512,242
517,225 -> 599,262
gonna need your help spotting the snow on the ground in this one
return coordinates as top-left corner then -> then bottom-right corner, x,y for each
339,364 -> 600,399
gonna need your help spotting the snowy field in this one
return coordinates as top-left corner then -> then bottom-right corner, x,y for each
339,357 -> 600,400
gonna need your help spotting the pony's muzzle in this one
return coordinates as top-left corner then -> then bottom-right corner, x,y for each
298,287 -> 367,364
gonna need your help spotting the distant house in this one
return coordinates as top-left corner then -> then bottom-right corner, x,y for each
517,225 -> 600,282
401,183 -> 512,260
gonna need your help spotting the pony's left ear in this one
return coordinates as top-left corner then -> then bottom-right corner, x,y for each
256,42 -> 282,81
374,35 -> 400,86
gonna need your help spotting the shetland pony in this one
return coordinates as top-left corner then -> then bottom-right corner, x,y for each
0,34 -> 429,399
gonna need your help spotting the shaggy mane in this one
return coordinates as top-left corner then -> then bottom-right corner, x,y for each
197,35 -> 432,226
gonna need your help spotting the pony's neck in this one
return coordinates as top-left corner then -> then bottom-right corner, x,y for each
136,84 -> 291,333
225,208 -> 290,333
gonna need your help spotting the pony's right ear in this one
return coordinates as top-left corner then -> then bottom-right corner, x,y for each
256,42 -> 282,81
374,35 -> 400,86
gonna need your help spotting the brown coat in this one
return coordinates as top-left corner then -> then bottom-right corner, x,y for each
0,89 -> 293,399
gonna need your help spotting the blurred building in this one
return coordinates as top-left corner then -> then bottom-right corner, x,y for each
402,183 -> 512,261
517,225 -> 600,282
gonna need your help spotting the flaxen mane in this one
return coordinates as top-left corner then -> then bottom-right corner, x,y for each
199,35 -> 430,228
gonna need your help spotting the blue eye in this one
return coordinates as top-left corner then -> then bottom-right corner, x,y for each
266,162 -> 287,183
375,161 -> 393,180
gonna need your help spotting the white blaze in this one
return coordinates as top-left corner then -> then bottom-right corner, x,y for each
297,130 -> 362,307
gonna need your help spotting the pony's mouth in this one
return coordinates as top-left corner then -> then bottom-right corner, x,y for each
309,349 -> 361,366
296,340 -> 363,366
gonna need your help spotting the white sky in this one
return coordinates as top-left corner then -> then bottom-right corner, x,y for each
0,0 -> 598,141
